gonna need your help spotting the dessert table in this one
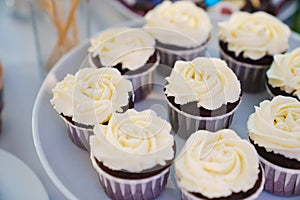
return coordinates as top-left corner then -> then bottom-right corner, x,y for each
0,0 -> 299,200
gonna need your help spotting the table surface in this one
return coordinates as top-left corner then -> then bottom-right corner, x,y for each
0,1 -> 299,200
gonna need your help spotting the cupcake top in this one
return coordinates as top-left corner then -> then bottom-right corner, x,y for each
50,74 -> 75,117
90,109 -> 174,172
248,95 -> 300,161
267,48 -> 300,99
144,0 -> 212,48
218,11 -> 291,60
72,68 -> 133,125
88,27 -> 155,71
165,57 -> 241,110
175,129 -> 259,198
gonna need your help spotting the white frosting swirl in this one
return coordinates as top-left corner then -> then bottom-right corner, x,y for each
267,48 -> 300,98
90,109 -> 174,172
72,68 -> 133,125
88,27 -> 155,71
218,11 -> 291,60
175,129 -> 259,198
50,74 -> 75,117
165,57 -> 241,110
248,95 -> 300,161
144,1 -> 212,48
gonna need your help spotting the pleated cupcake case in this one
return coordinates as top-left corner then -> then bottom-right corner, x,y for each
220,48 -> 270,93
90,153 -> 170,200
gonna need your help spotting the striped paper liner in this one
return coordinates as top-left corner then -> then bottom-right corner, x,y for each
179,164 -> 265,200
61,116 -> 93,151
90,154 -> 170,200
157,35 -> 211,69
166,98 -> 241,139
220,48 -> 270,93
259,155 -> 300,196
88,53 -> 160,101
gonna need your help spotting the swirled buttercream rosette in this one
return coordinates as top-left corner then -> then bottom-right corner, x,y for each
175,129 -> 264,200
248,95 -> 300,196
51,67 -> 133,151
165,57 -> 241,138
144,1 -> 212,68
90,109 -> 175,199
266,47 -> 300,100
219,11 -> 291,93
88,27 -> 159,101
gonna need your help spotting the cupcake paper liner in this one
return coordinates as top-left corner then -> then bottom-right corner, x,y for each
61,116 -> 93,151
178,164 -> 265,200
88,53 -> 160,101
166,98 -> 240,139
157,36 -> 211,69
90,154 -> 170,200
259,155 -> 300,196
220,48 -> 270,93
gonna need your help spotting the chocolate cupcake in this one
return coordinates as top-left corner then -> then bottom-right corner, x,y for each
165,57 -> 241,139
90,109 -> 175,200
50,68 -> 133,151
266,47 -> 300,100
175,129 -> 265,200
143,1 -> 212,68
248,96 -> 300,196
218,11 -> 291,93
88,27 -> 159,101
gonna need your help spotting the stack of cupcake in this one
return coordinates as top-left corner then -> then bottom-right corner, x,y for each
49,0 -> 300,199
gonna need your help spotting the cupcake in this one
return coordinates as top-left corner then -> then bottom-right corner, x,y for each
50,68 -> 133,150
266,47 -> 300,100
175,129 -> 265,200
144,1 -> 212,68
218,11 -> 291,93
90,109 -> 175,200
165,57 -> 241,138
248,95 -> 300,196
88,27 -> 159,101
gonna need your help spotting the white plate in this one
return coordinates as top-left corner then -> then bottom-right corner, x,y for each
0,149 -> 49,200
32,21 -> 300,199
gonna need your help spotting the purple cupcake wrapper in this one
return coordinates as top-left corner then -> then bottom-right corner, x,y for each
90,154 -> 170,200
166,98 -> 241,139
219,48 -> 270,93
88,53 -> 160,101
178,164 -> 265,200
61,116 -> 93,151
259,155 -> 300,196
157,35 -> 211,69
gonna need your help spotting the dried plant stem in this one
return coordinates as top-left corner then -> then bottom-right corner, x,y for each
250,0 -> 261,8
44,0 -> 80,71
